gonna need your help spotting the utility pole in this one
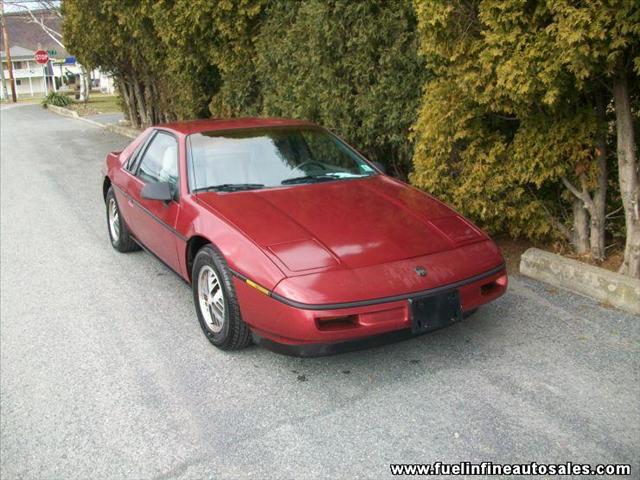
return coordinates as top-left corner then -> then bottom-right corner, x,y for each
0,41 -> 7,100
0,1 -> 17,103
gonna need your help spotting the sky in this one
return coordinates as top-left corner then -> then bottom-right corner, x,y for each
2,1 -> 61,13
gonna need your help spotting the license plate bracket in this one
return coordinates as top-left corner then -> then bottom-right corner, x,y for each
409,290 -> 462,334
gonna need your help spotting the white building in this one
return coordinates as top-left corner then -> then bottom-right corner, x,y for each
1,45 -> 56,99
1,45 -> 116,99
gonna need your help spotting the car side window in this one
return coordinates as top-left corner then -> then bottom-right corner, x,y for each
125,134 -> 150,172
135,132 -> 179,189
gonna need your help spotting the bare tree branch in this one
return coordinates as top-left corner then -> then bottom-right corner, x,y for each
606,205 -> 624,219
527,185 -> 572,241
561,175 -> 595,213
7,1 -> 64,48
41,1 -> 61,18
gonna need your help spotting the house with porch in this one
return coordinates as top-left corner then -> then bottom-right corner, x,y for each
1,45 -> 55,99
1,9 -> 116,100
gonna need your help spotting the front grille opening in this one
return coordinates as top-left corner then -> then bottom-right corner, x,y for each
480,280 -> 499,296
316,315 -> 359,331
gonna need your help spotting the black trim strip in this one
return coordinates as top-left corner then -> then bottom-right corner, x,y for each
252,329 -> 416,357
113,184 -> 187,241
230,269 -> 249,282
231,263 -> 506,311
124,130 -> 153,172
133,237 -> 189,285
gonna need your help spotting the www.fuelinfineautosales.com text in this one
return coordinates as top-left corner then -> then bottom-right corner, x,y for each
389,461 -> 631,476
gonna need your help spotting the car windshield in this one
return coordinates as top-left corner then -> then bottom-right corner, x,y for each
187,126 -> 376,192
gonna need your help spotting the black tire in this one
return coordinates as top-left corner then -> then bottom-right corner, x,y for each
105,186 -> 139,253
192,245 -> 252,350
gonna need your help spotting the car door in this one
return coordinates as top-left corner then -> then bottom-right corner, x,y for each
121,130 -> 182,273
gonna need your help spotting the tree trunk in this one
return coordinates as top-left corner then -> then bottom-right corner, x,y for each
118,79 -> 129,121
143,81 -> 154,125
613,70 -> 640,278
79,66 -> 87,102
562,175 -> 596,255
120,79 -> 139,129
572,199 -> 590,254
132,73 -> 150,127
590,92 -> 608,261
129,80 -> 141,128
147,81 -> 159,125
83,68 -> 91,103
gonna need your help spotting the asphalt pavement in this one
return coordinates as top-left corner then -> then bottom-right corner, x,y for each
1,104 -> 638,479
85,112 -> 125,126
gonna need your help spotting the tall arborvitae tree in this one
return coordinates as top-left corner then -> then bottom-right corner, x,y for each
203,0 -> 426,177
64,0 -> 426,175
412,0 -> 638,275
252,1 -> 426,177
64,0 -> 148,127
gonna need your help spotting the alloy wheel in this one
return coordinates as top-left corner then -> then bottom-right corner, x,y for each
198,265 -> 225,333
108,198 -> 120,242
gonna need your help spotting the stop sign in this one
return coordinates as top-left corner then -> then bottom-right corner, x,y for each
34,49 -> 49,64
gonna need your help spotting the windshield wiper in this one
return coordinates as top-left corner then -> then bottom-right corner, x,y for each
281,173 -> 372,185
194,183 -> 265,193
281,175 -> 342,185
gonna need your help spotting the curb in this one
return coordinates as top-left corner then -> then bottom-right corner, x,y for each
47,104 -> 80,119
103,123 -> 139,139
46,104 -> 140,139
520,248 -> 640,315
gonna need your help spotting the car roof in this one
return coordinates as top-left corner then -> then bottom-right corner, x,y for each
156,117 -> 317,135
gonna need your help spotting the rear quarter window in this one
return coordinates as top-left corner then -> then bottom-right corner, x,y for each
124,130 -> 152,171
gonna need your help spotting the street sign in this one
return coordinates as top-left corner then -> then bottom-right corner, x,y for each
34,50 -> 49,64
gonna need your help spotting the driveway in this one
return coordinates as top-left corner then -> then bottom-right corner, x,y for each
1,105 -> 638,479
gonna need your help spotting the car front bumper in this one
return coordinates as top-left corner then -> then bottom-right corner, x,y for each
233,265 -> 508,356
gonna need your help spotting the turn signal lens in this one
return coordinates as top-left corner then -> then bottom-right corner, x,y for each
480,274 -> 507,296
246,279 -> 270,296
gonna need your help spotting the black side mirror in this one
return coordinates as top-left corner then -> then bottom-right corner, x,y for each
372,161 -> 386,174
141,182 -> 173,202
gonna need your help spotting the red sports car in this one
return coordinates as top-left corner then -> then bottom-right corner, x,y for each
102,118 -> 507,356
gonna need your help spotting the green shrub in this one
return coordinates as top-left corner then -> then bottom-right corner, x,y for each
41,92 -> 73,108
64,0 -> 424,175
209,0 -> 426,178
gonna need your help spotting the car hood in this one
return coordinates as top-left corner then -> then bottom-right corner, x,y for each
195,175 -> 486,273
